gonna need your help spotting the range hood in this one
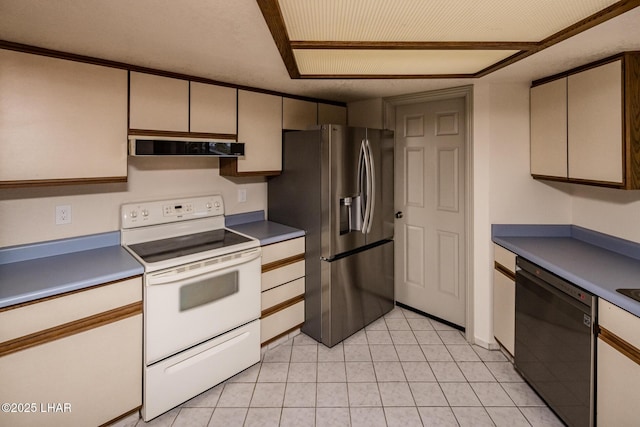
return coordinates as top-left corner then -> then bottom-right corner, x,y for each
128,135 -> 245,157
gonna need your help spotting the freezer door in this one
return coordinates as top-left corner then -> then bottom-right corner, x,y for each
364,129 -> 395,244
323,125 -> 367,258
320,240 -> 394,347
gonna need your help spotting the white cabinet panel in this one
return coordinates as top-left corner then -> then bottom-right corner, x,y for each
318,103 -> 347,125
494,244 -> 516,273
261,300 -> 304,343
530,78 -> 568,178
283,98 -> 317,130
262,261 -> 305,292
0,50 -> 127,184
237,90 -> 283,172
0,315 -> 141,427
190,82 -> 237,134
129,72 -> 189,132
493,269 -> 515,355
262,278 -> 305,311
262,237 -> 305,265
568,60 -> 623,183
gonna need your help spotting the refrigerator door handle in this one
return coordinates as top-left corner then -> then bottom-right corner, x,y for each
360,139 -> 372,234
365,139 -> 375,234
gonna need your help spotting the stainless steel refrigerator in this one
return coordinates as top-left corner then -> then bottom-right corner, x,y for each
268,124 -> 394,347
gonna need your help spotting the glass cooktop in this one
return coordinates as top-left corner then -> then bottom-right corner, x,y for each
127,229 -> 252,263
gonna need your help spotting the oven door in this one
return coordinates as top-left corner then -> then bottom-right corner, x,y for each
144,247 -> 261,365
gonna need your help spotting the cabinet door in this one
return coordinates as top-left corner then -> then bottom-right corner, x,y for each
568,60 -> 623,184
129,72 -> 189,132
0,50 -> 127,184
597,338 -> 640,426
190,82 -> 237,134
318,103 -> 347,125
237,90 -> 283,172
493,269 -> 515,355
530,78 -> 567,178
283,98 -> 317,130
0,315 -> 141,427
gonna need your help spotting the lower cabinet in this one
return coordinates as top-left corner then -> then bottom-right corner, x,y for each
597,299 -> 640,427
0,277 -> 142,427
493,244 -> 516,355
260,237 -> 305,345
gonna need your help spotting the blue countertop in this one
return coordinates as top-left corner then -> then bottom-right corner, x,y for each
493,224 -> 640,317
226,211 -> 305,245
0,232 -> 143,309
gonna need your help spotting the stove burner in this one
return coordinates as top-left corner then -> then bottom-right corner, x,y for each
128,229 -> 252,263
617,288 -> 640,303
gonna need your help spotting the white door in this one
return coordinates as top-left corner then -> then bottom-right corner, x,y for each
395,97 -> 466,327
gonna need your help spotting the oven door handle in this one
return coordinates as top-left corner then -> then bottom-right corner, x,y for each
147,248 -> 261,286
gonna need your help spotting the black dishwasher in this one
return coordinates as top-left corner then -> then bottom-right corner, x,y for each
515,257 -> 596,427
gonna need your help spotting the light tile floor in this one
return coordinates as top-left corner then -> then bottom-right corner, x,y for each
114,306 -> 563,427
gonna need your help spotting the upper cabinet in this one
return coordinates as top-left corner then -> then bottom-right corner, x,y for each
283,98 -> 317,130
530,52 -> 640,189
190,82 -> 237,135
318,103 -> 347,126
129,72 -> 189,132
0,49 -> 128,187
530,78 -> 568,178
221,90 -> 283,176
128,72 -> 237,138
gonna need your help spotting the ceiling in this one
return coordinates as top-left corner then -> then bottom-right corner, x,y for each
0,0 -> 639,103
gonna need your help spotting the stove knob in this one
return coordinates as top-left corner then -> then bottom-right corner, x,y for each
130,210 -> 138,218
141,209 -> 149,217
214,201 -> 221,208
206,202 -> 212,209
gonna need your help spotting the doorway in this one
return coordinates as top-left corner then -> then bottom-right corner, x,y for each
386,86 -> 473,335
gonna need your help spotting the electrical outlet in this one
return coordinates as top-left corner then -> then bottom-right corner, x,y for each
238,189 -> 247,203
55,205 -> 72,225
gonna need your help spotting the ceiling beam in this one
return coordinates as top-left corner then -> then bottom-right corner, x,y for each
256,0 -> 300,79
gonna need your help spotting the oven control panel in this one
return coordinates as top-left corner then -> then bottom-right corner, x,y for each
121,195 -> 224,228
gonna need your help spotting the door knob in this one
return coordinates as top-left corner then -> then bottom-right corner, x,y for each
395,211 -> 403,219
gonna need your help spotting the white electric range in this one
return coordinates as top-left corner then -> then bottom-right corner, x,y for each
121,194 -> 261,421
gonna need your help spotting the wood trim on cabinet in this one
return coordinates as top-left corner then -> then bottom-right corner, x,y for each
494,262 -> 516,281
0,176 -> 128,189
219,158 -> 281,177
624,52 -> 640,189
531,52 -> 627,87
99,407 -> 142,427
261,323 -> 305,347
262,253 -> 305,273
0,301 -> 142,358
261,295 -> 305,318
599,326 -> 640,366
128,128 -> 237,140
0,276 -> 142,313
531,174 -> 627,189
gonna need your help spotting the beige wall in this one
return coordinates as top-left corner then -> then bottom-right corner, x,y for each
570,185 -> 640,243
475,82 -> 572,347
0,158 -> 267,247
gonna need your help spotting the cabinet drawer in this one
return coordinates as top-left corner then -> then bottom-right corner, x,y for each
261,237 -> 305,265
0,314 -> 142,427
599,299 -> 640,350
262,278 -> 305,312
0,277 -> 142,343
261,300 -> 304,344
494,244 -> 516,274
262,261 -> 305,292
